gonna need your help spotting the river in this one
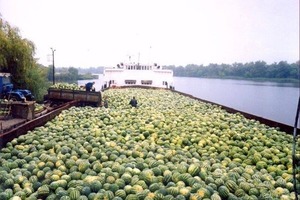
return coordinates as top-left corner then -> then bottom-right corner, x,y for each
79,76 -> 300,127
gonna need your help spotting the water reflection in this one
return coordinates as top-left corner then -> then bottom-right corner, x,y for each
173,77 -> 299,127
236,81 -> 299,88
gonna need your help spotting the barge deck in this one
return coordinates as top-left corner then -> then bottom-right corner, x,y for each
0,87 -> 298,149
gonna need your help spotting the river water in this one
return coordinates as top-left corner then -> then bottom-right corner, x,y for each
173,77 -> 299,128
79,75 -> 300,127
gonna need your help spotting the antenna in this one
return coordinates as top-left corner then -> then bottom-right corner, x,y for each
126,54 -> 132,63
50,47 -> 56,85
149,46 -> 152,64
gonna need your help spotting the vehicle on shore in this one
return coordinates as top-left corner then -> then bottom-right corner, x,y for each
0,73 -> 34,101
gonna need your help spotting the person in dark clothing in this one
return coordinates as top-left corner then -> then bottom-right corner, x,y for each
103,98 -> 108,108
129,96 -> 138,107
85,82 -> 95,91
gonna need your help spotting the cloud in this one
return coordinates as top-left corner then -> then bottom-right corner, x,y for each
0,0 -> 299,67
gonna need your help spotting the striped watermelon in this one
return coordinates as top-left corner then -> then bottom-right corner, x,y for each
211,193 -> 222,200
188,164 -> 200,176
37,185 -> 50,198
217,186 -> 230,199
69,189 -> 80,200
225,180 -> 238,193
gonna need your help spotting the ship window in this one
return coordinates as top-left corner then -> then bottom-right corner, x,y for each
125,80 -> 136,85
141,80 -> 152,85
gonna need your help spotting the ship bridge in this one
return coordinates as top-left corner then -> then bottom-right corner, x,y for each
102,63 -> 174,89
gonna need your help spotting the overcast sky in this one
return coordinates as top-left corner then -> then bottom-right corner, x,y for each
0,0 -> 299,68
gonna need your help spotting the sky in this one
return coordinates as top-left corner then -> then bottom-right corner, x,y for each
0,0 -> 299,68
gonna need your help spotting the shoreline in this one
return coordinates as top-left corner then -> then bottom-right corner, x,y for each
174,76 -> 300,85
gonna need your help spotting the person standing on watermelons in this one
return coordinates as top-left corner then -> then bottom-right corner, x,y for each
85,82 -> 95,91
103,98 -> 108,108
129,96 -> 138,107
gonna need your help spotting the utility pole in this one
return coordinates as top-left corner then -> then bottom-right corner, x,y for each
51,48 -> 56,85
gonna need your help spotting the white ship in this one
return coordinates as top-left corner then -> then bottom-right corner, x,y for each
102,63 -> 174,89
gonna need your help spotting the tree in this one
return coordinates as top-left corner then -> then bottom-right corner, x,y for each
68,67 -> 78,81
0,16 -> 48,101
0,18 -> 36,87
275,61 -> 291,78
25,64 -> 49,101
290,61 -> 299,79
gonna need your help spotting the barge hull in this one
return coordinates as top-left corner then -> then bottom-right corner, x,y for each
0,100 -> 78,148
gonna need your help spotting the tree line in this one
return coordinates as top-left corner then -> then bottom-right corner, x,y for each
78,66 -> 104,74
47,66 -> 99,83
164,61 -> 299,80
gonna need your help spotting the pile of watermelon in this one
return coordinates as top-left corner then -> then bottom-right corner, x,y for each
0,88 -> 299,199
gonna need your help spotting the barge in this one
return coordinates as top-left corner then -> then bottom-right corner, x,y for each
0,64 -> 298,149
0,66 -> 299,199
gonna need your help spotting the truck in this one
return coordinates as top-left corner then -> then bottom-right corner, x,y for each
0,73 -> 35,101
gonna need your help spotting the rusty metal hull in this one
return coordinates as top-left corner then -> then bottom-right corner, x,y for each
48,88 -> 101,106
0,100 -> 78,148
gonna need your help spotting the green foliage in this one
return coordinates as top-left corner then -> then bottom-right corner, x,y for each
78,73 -> 98,80
25,64 -> 50,101
48,66 -> 98,82
0,17 -> 35,86
78,66 -> 104,74
54,67 -> 79,83
0,17 -> 48,101
165,61 -> 300,81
